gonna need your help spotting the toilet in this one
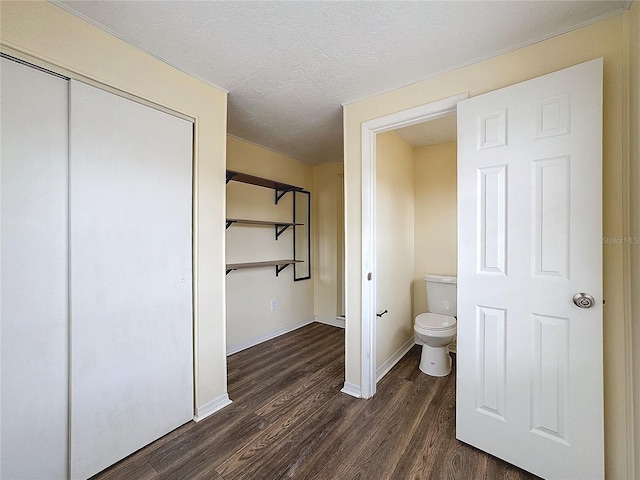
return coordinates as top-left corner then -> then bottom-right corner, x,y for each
414,274 -> 457,376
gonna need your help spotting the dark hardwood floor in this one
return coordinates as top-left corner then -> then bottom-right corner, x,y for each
93,322 -> 539,480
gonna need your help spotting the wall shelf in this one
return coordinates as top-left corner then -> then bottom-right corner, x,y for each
225,170 -> 307,278
226,170 -> 303,204
225,217 -> 303,240
226,260 -> 303,276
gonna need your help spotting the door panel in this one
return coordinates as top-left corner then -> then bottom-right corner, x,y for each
69,81 -> 194,479
478,165 -> 507,274
533,156 -> 570,278
1,57 -> 69,479
456,59 -> 603,479
475,305 -> 507,420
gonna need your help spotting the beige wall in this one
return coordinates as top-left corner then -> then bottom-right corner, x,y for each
0,1 -> 229,412
313,161 -> 344,322
413,141 -> 457,318
375,131 -> 415,370
344,14 -> 633,477
226,136 -> 314,352
628,2 -> 640,477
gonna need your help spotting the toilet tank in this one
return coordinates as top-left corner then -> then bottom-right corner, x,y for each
424,274 -> 457,316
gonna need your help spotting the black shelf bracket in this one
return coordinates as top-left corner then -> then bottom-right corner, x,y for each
226,220 -> 234,229
275,224 -> 290,240
226,268 -> 234,275
275,188 -> 290,205
226,172 -> 237,184
275,263 -> 291,276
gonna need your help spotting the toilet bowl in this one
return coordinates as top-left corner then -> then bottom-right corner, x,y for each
414,274 -> 457,377
414,313 -> 456,376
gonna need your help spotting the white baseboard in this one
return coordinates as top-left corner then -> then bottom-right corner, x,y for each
314,315 -> 345,328
226,317 -> 316,356
193,394 -> 232,422
341,382 -> 362,398
377,337 -> 416,382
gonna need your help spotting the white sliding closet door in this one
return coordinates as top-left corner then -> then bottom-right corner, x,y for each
1,57 -> 70,480
69,81 -> 194,479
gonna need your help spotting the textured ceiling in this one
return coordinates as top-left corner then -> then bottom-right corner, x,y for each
55,1 -> 629,164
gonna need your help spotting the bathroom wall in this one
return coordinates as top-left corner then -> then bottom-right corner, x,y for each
375,131 -> 415,372
375,136 -> 458,367
413,141 -> 457,318
226,135 -> 315,353
343,13 -> 633,476
312,161 -> 345,324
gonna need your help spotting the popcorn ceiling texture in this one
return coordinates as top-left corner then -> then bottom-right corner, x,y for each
56,1 -> 628,164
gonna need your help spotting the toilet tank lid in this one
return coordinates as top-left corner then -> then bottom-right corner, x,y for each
424,274 -> 457,284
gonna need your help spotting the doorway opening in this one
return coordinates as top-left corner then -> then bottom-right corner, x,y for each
359,93 -> 467,398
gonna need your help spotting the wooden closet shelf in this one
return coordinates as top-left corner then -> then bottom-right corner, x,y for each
226,218 -> 303,227
225,170 -> 307,277
225,218 -> 303,239
226,259 -> 303,276
226,170 -> 303,192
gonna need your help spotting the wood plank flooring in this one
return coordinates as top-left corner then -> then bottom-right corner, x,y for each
92,322 -> 539,480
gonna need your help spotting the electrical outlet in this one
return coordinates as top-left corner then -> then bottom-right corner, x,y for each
270,298 -> 277,311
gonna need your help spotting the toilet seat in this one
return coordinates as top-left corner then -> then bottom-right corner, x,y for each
415,312 -> 456,331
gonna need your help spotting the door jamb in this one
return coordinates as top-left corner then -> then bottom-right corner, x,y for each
359,93 -> 468,399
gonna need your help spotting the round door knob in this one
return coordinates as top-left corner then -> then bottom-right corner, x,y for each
573,293 -> 595,309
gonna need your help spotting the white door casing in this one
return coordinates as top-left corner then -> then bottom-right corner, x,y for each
355,93 -> 467,399
69,80 -> 194,479
456,58 -> 603,479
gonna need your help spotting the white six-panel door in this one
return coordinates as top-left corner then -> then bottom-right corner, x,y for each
456,59 -> 603,479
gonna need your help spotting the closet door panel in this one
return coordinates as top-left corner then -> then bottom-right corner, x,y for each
69,81 -> 193,479
1,58 -> 69,479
